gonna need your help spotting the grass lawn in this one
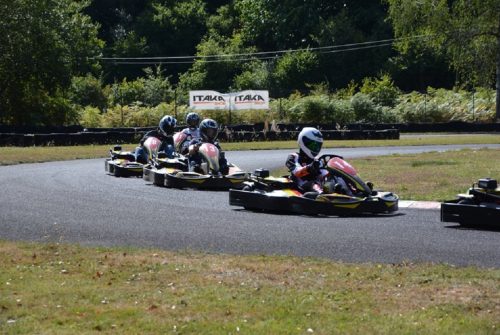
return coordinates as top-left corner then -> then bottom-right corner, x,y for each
0,134 -> 499,166
1,241 -> 498,334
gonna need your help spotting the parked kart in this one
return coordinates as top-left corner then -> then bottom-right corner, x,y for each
441,178 -> 500,226
163,142 -> 248,190
105,137 -> 161,177
229,154 -> 399,216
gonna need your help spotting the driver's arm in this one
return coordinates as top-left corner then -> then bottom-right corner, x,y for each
188,139 -> 201,156
286,153 -> 309,177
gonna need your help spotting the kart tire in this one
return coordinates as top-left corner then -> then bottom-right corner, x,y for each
153,172 -> 165,186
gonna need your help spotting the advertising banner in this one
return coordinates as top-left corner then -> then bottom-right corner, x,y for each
189,90 -> 229,110
231,90 -> 269,110
189,90 -> 269,110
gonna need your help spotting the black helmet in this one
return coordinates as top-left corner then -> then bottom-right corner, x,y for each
186,112 -> 200,128
159,115 -> 177,136
199,118 -> 219,142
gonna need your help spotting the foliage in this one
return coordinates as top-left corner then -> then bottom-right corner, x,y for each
360,74 -> 401,107
385,0 -> 500,119
109,79 -> 146,106
390,88 -> 496,123
79,106 -> 103,128
272,51 -> 320,92
142,67 -> 174,106
233,61 -> 271,91
69,74 -> 108,110
178,34 -> 259,94
0,0 -> 103,125
350,93 -> 381,123
2,0 -> 498,126
74,79 -> 495,126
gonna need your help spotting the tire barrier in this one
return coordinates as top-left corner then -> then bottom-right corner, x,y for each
0,129 -> 399,147
0,125 -> 84,134
1,120 -> 499,146
0,129 -> 399,146
0,121 -> 498,135
0,132 -> 143,147
218,129 -> 399,142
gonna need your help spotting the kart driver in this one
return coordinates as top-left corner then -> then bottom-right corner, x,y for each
134,115 -> 177,163
286,127 -> 328,196
187,118 -> 229,174
177,112 -> 201,154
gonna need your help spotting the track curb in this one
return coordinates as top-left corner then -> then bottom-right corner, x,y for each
399,200 -> 441,209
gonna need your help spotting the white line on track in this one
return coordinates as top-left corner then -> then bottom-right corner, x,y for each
399,200 -> 441,209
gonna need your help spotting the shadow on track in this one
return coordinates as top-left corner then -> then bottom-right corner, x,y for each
232,208 -> 405,219
444,224 -> 500,233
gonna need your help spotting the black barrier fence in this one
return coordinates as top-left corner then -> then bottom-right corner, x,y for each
1,121 -> 500,135
0,121 -> 498,146
0,129 -> 399,146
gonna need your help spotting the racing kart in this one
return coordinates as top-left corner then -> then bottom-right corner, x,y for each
441,178 -> 500,226
162,142 -> 248,190
105,137 -> 161,177
105,146 -> 143,177
142,152 -> 188,186
229,154 -> 399,216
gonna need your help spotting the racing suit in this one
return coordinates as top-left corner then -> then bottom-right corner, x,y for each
134,129 -> 174,163
187,138 -> 229,174
178,127 -> 200,154
286,151 -> 328,193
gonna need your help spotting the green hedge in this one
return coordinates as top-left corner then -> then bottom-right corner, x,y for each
73,73 -> 496,128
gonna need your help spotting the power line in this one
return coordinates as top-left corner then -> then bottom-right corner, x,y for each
99,35 -> 429,65
111,42 -> 396,65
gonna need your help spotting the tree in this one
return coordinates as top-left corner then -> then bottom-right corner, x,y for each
386,0 -> 500,121
0,0 -> 103,125
135,0 -> 208,80
178,34 -> 259,93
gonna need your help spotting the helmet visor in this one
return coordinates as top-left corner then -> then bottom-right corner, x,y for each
187,119 -> 199,127
204,127 -> 218,141
303,136 -> 322,155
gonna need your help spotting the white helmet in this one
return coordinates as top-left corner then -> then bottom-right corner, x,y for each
298,127 -> 323,159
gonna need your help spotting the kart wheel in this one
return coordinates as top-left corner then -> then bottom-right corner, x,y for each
153,172 -> 165,186
164,175 -> 174,188
242,185 -> 254,191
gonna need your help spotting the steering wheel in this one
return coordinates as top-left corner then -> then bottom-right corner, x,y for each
316,154 -> 343,167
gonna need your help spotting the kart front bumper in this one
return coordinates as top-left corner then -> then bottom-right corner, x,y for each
164,171 -> 248,190
105,159 -> 143,177
441,200 -> 500,225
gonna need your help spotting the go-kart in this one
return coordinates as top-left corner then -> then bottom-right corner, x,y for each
229,154 -> 399,216
441,178 -> 500,226
163,142 -> 249,190
105,137 -> 161,177
105,146 -> 143,177
142,152 -> 188,186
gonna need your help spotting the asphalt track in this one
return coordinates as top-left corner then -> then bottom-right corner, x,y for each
1,144 -> 499,268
